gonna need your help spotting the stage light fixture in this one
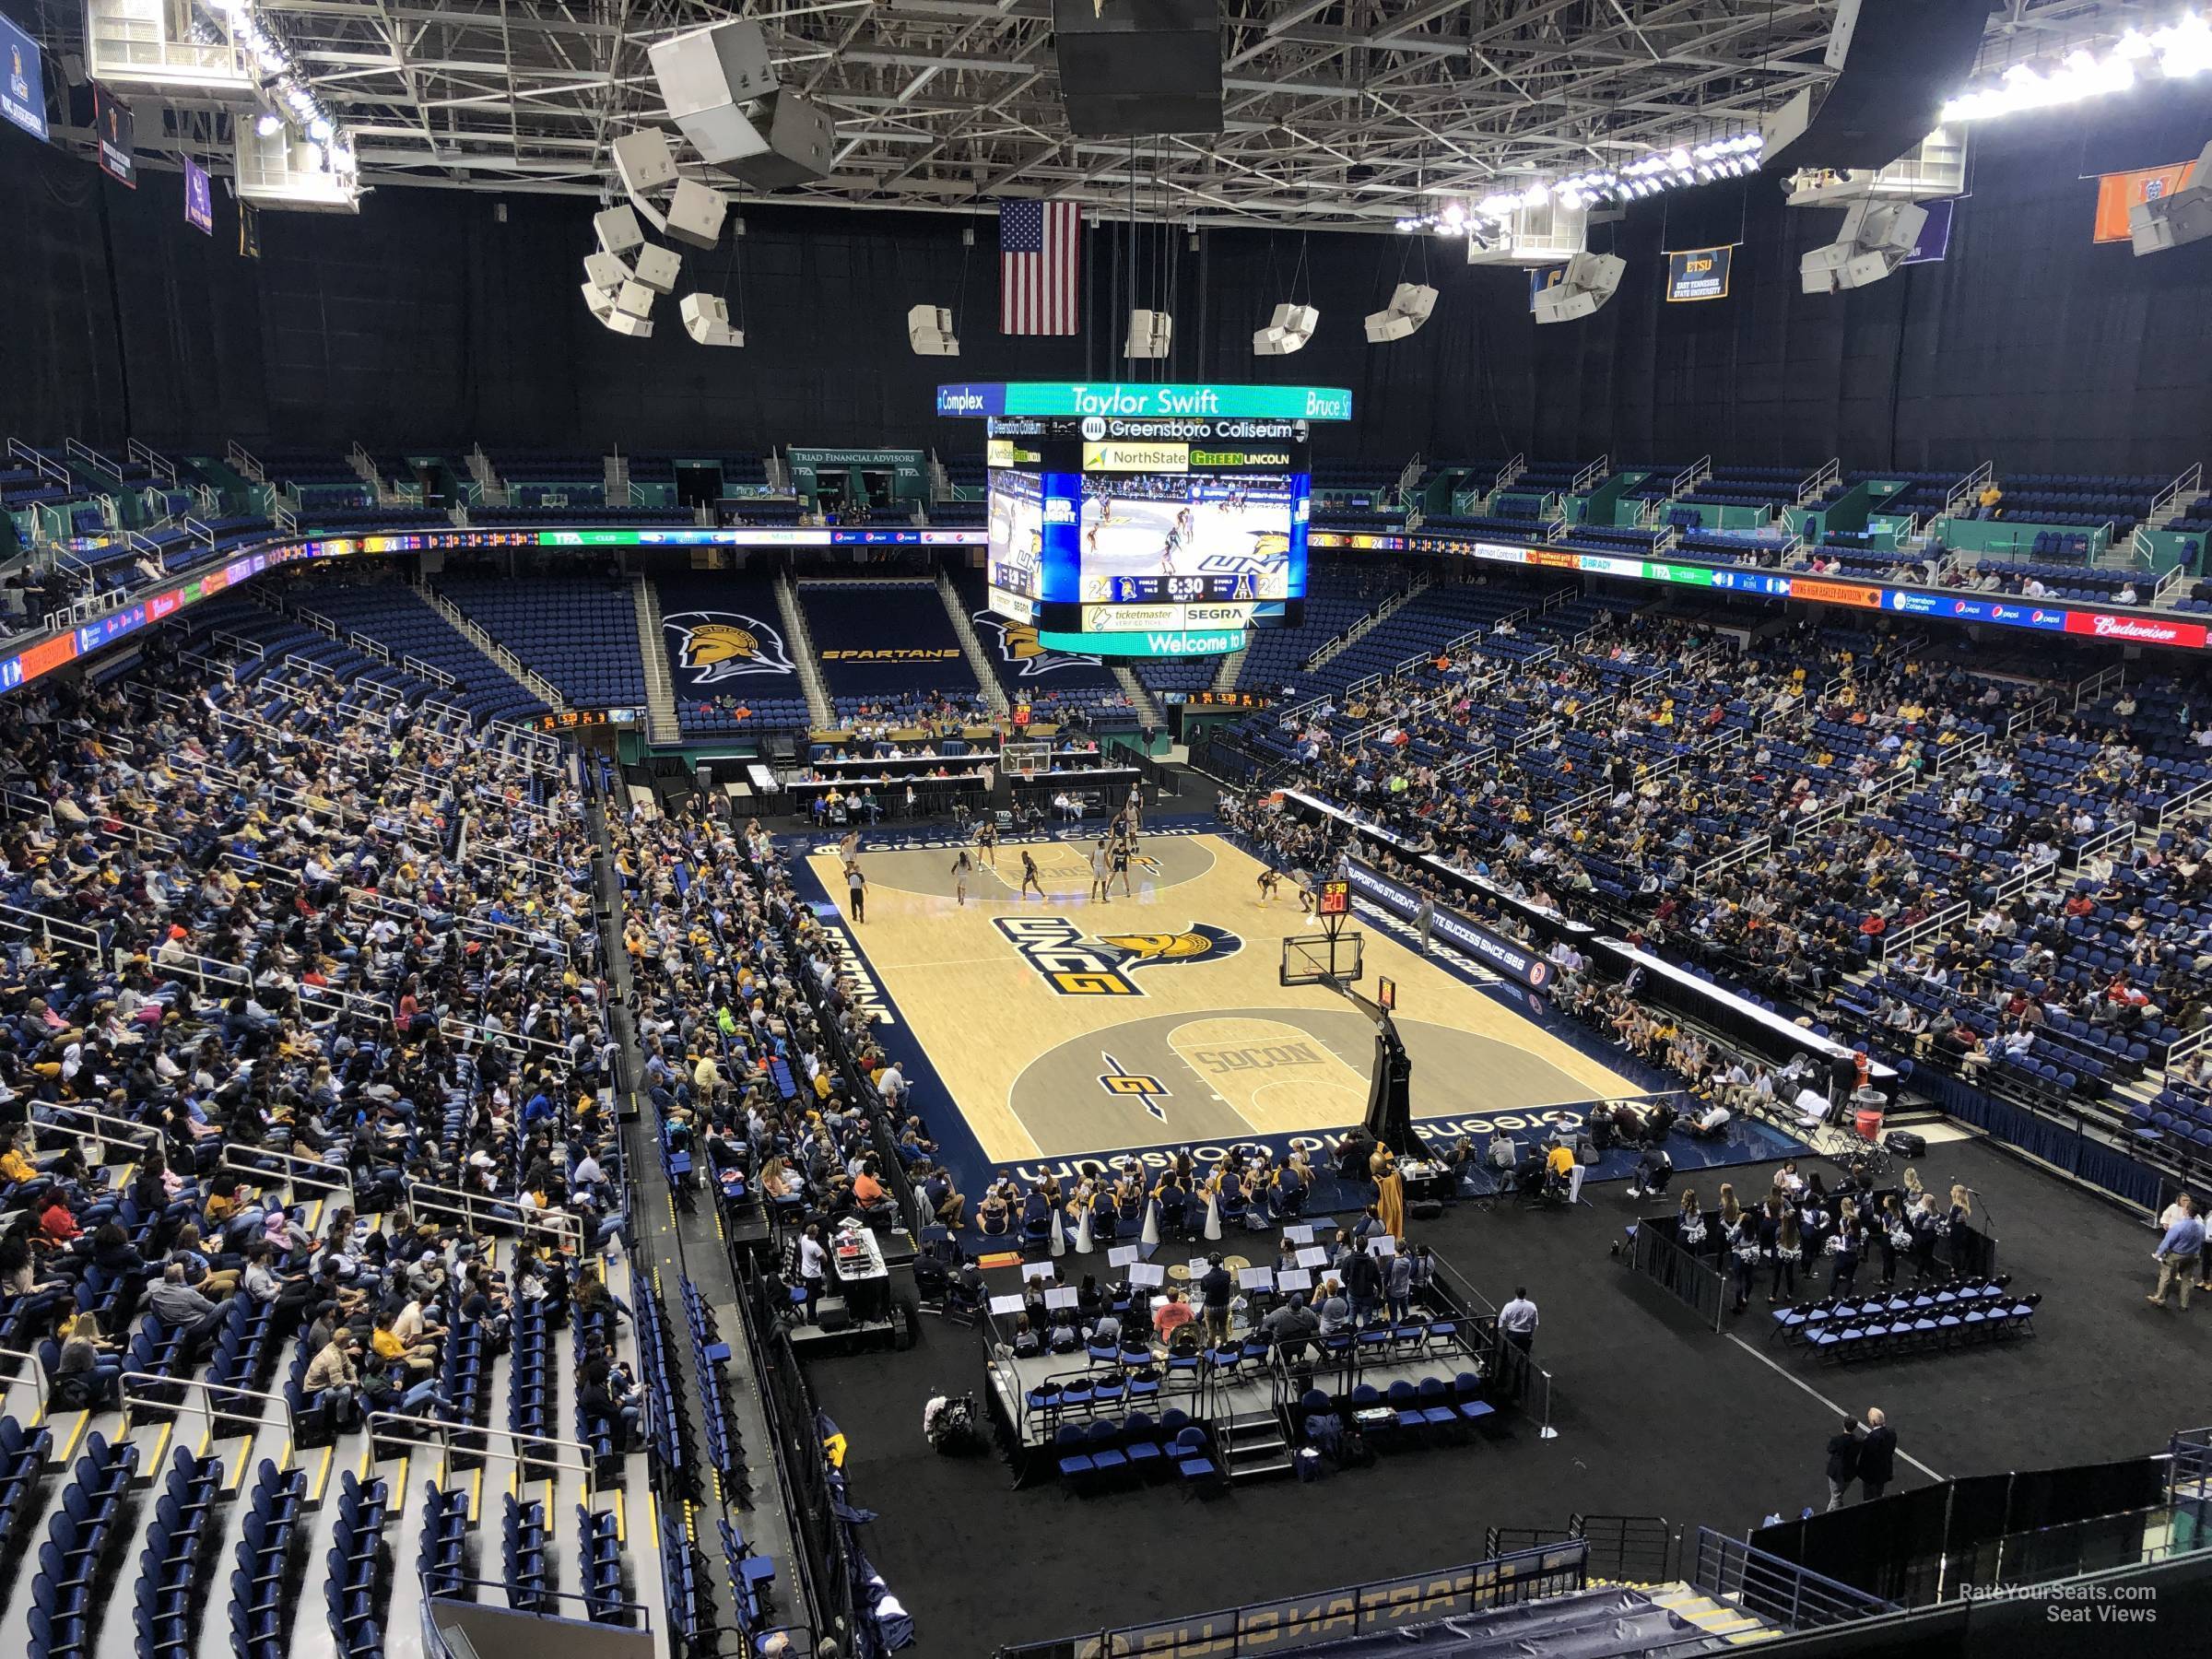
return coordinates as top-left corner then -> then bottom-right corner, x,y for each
1363,281 -> 1437,343
1799,196 -> 1928,291
1531,251 -> 1624,324
594,205 -> 646,257
906,303 -> 961,356
1252,301 -> 1318,356
1124,309 -> 1172,359
2130,135 -> 2212,253
680,293 -> 745,347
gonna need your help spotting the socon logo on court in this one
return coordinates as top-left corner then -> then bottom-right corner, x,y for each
994,916 -> 1241,995
662,611 -> 796,686
970,610 -> 1102,678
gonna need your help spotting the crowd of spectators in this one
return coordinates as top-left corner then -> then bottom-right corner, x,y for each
1232,589 -> 2212,1143
0,624 -> 637,1449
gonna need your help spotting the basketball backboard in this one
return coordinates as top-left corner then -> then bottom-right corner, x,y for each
1280,930 -> 1364,987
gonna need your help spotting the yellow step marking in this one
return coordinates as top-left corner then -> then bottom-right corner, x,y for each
56,1412 -> 91,1465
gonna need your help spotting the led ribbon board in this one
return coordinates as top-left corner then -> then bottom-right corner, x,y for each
937,382 -> 1353,421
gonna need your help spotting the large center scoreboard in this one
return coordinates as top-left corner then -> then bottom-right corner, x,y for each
982,412 -> 1314,656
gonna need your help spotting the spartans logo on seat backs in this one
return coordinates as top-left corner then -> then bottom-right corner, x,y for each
971,611 -> 1101,678
662,612 -> 797,688
994,916 -> 1241,995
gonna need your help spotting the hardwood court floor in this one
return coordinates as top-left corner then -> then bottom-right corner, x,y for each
807,832 -> 1637,1166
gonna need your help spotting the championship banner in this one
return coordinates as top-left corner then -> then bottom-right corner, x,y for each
182,156 -> 214,234
2,9 -> 47,142
1901,197 -> 1954,265
93,81 -> 134,186
1665,245 -> 1731,302
2094,162 -> 2196,243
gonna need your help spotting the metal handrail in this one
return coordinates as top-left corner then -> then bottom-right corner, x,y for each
0,1344 -> 53,1418
401,1182 -> 585,1252
422,1571 -> 651,1632
218,1143 -> 357,1214
1691,1527 -> 1900,1629
0,900 -> 102,954
122,1371 -> 297,1443
365,1410 -> 598,1504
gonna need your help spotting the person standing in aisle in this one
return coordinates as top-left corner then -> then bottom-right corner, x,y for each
2148,1194 -> 2205,1309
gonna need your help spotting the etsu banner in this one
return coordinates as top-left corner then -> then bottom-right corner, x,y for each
1665,245 -> 1731,302
1343,857 -> 1557,993
2,9 -> 47,142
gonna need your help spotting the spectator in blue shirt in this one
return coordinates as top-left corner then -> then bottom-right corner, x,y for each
2149,1196 -> 2204,1310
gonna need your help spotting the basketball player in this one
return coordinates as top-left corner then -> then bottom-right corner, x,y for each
1294,868 -> 1316,916
1111,832 -> 1135,898
839,828 -> 860,865
1019,848 -> 1046,900
977,816 -> 999,868
1088,839 -> 1112,903
1257,866 -> 1282,904
949,847 -> 974,907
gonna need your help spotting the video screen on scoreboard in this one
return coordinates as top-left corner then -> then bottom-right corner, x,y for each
983,415 -> 1310,634
1075,469 -> 1297,605
984,470 -> 1044,621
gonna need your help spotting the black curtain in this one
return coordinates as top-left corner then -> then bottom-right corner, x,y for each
2,92 -> 2207,471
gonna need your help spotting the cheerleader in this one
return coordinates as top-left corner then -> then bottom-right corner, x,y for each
1725,1204 -> 1761,1316
1909,1194 -> 1946,1285
1799,1185 -> 1833,1259
1829,1205 -> 1863,1295
1676,1188 -> 1708,1253
1877,1194 -> 1910,1288
1947,1182 -> 1975,1276
1772,1208 -> 1805,1303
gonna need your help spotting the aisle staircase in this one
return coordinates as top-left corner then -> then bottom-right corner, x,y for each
774,574 -> 834,728
1217,1409 -> 1292,1484
935,570 -> 1010,716
1210,645 -> 1247,694
635,575 -> 680,746
416,578 -> 568,712
1112,665 -> 1160,726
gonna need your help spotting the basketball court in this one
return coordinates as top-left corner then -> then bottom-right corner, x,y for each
802,830 -> 1640,1172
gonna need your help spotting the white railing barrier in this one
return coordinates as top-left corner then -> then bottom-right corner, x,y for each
364,1412 -> 599,1504
402,1182 -> 583,1253
220,1143 -> 358,1215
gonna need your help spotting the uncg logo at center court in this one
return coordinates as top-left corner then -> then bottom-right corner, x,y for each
994,916 -> 1241,995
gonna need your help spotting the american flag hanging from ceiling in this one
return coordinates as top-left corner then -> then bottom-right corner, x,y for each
999,198 -> 1082,335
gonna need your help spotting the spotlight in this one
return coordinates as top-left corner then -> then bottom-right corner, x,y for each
255,112 -> 282,136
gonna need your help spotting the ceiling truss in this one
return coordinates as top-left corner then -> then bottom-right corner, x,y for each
44,0 -> 2158,227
